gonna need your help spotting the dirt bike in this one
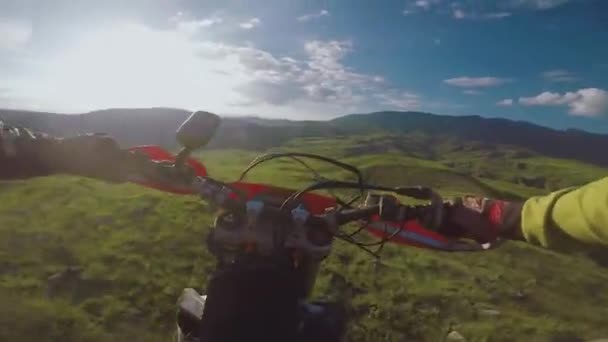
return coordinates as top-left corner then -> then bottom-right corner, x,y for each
121,112 -> 495,342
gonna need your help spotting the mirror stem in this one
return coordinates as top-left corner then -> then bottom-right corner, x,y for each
174,146 -> 193,170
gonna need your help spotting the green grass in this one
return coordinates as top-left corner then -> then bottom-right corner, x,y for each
279,134 -> 606,196
1,136 -> 608,341
0,177 -> 213,342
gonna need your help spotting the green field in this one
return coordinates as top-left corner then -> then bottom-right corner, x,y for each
1,137 -> 608,342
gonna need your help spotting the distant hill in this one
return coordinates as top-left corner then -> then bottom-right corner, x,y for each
333,111 -> 608,167
2,108 -> 608,167
0,108 -> 345,150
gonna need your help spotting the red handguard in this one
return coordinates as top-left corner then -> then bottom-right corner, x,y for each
365,216 -> 452,250
128,145 -> 207,194
487,200 -> 506,240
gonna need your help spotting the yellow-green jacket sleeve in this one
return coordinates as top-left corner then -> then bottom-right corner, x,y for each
522,177 -> 608,250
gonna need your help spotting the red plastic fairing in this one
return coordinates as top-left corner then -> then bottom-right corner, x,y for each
365,216 -> 451,250
128,145 -> 207,176
127,145 -> 207,195
228,182 -> 336,215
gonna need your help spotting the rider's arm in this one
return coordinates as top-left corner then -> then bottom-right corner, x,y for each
0,126 -> 53,179
1,124 -> 133,181
443,177 -> 608,252
521,177 -> 608,250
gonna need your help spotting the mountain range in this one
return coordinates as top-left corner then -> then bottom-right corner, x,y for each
2,107 -> 608,167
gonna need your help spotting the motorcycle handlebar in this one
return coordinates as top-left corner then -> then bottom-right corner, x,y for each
139,164 -> 492,252
194,176 -> 439,231
128,152 -> 443,232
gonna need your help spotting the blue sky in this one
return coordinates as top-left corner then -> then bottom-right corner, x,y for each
1,0 -> 607,132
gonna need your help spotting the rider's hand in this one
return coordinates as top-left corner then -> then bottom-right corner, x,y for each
439,196 -> 524,243
1,121 -> 132,181
1,123 -> 53,178
47,134 -> 133,181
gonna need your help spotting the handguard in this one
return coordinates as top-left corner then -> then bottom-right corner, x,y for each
127,145 -> 207,194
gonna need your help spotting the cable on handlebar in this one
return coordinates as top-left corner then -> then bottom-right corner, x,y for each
282,181 -> 437,213
334,218 -> 408,258
238,152 -> 367,210
332,218 -> 408,258
277,155 -> 354,208
282,180 -> 442,257
238,152 -> 364,186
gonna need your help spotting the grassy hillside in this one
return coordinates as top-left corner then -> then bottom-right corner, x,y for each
333,111 -> 608,167
277,134 -> 607,196
1,140 -> 608,341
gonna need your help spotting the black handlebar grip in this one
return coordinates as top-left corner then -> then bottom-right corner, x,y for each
334,205 -> 380,225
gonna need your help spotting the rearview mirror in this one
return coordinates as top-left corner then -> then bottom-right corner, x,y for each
176,111 -> 221,150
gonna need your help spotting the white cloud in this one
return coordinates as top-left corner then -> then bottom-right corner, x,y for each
542,69 -> 578,83
178,18 -> 223,35
519,91 -> 574,105
415,0 -> 430,10
404,0 -> 441,12
239,18 -> 261,30
297,10 -> 329,22
305,40 -> 353,71
375,91 -> 420,110
453,9 -> 511,20
409,0 -> 558,19
198,18 -> 223,27
519,88 -> 608,117
228,39 -> 393,116
0,19 -> 32,50
444,76 -> 510,88
484,12 -> 512,19
463,89 -> 482,95
169,11 -> 186,22
569,89 -> 608,117
453,9 -> 466,19
509,0 -> 571,10
415,0 -> 432,10
169,12 -> 223,35
497,98 -> 514,106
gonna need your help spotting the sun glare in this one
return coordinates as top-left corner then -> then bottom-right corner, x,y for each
20,22 -> 248,113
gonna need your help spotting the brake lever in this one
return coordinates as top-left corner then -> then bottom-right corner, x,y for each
368,189 -> 444,231
364,191 -> 503,252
